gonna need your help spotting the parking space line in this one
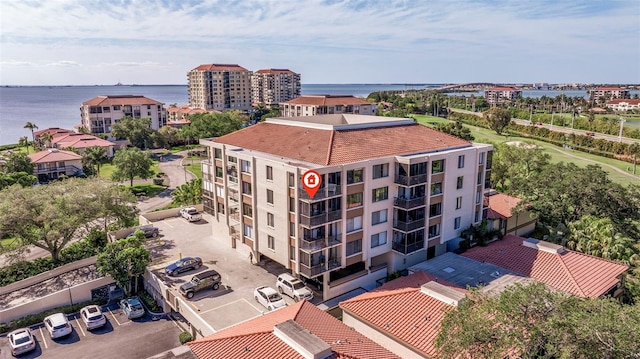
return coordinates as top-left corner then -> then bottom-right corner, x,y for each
108,308 -> 122,326
75,318 -> 86,336
39,327 -> 48,349
167,314 -> 182,330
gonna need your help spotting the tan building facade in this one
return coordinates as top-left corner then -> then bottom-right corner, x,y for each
188,64 -> 253,111
200,115 -> 492,300
80,95 -> 166,135
251,68 -> 301,106
484,87 -> 522,105
280,95 -> 377,117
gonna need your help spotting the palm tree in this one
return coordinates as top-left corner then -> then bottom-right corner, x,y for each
23,122 -> 38,151
566,216 -> 638,264
84,146 -> 107,176
40,132 -> 53,149
18,136 -> 29,153
171,178 -> 203,206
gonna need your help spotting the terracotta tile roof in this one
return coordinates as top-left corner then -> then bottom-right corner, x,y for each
82,95 -> 163,106
485,193 -> 521,219
188,301 -> 399,359
191,63 -> 250,72
461,235 -> 629,298
594,87 -> 625,91
33,128 -> 74,137
214,121 -> 470,166
254,68 -> 296,74
607,99 -> 640,105
28,149 -> 82,164
284,95 -> 373,107
340,272 -> 465,358
52,133 -> 114,149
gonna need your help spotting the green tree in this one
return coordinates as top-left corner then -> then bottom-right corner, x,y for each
39,132 -> 53,149
482,107 -> 512,135
83,146 -> 107,176
181,111 -> 244,141
171,178 -> 203,206
434,121 -> 474,141
490,142 -> 551,194
23,122 -> 38,148
18,136 -> 29,153
566,215 -> 639,264
97,237 -> 150,294
111,148 -> 154,187
110,116 -> 154,149
3,152 -> 33,174
0,172 -> 37,190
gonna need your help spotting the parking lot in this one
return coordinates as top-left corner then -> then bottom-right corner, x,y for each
0,303 -> 182,359
146,213 -> 322,332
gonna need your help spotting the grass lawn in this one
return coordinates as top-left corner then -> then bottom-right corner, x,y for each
124,184 -> 166,197
183,158 -> 203,179
99,159 -> 162,181
412,114 -> 450,126
0,237 -> 19,252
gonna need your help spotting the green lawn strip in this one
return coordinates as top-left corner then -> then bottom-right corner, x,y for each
182,156 -> 204,179
0,237 -> 19,252
125,184 -> 166,197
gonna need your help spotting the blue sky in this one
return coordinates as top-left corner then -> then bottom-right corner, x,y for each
0,0 -> 638,85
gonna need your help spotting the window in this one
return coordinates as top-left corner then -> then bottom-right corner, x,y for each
428,223 -> 440,238
268,235 -> 275,250
371,209 -> 388,225
432,160 -> 444,174
267,213 -> 275,227
242,204 -> 252,217
289,197 -> 295,212
457,176 -> 464,189
372,163 -> 389,179
477,172 -> 482,185
267,189 -> 274,204
476,191 -> 481,204
290,245 -> 296,261
371,232 -> 387,248
458,155 -> 465,168
217,202 -> 225,214
346,216 -> 363,232
429,203 -> 442,217
346,239 -> 362,256
216,185 -> 224,197
227,156 -> 237,163
454,217 -> 462,230
456,196 -> 462,209
243,224 -> 253,238
242,181 -> 252,195
241,160 -> 251,173
479,152 -> 485,164
372,187 -> 388,202
346,193 -> 363,208
289,221 -> 295,237
347,169 -> 363,184
266,166 -> 273,180
430,182 -> 442,195
215,166 -> 223,178
288,173 -> 295,187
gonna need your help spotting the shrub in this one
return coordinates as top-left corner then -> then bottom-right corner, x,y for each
138,289 -> 161,312
179,331 -> 193,344
153,178 -> 164,186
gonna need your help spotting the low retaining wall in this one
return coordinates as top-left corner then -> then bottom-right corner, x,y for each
108,204 -> 205,242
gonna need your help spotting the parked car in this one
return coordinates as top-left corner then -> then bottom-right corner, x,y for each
127,225 -> 160,238
535,122 -> 543,126
180,207 -> 202,222
7,328 -> 36,356
80,304 -> 107,330
586,131 -> 595,137
179,270 -> 221,299
276,273 -> 313,302
165,256 -> 203,276
254,286 -> 287,311
43,313 -> 72,339
120,297 -> 145,319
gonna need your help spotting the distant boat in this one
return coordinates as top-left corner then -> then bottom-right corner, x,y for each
115,81 -> 123,86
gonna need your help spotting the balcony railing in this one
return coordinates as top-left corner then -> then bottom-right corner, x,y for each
298,184 -> 341,201
393,219 -> 426,232
299,235 -> 341,252
393,196 -> 426,209
394,173 -> 428,186
299,263 -> 324,278
33,165 -> 83,175
392,240 -> 425,254
299,210 -> 342,227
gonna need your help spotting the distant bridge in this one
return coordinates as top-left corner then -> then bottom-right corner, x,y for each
432,83 -> 499,91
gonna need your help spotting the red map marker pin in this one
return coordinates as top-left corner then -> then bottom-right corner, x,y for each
302,170 -> 322,199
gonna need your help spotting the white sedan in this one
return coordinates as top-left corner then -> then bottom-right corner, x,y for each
254,286 -> 287,311
80,305 -> 107,330
8,328 -> 36,356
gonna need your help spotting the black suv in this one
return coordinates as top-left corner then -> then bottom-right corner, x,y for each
128,226 -> 160,238
179,270 -> 221,299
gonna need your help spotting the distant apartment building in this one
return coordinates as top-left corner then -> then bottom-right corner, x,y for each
589,87 -> 630,100
606,98 -> 640,111
166,105 -> 218,128
187,64 -> 253,111
280,95 -> 377,117
200,114 -> 493,301
251,68 -> 301,106
80,95 -> 166,135
484,87 -> 522,105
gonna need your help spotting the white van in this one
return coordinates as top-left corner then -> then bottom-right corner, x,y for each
276,273 -> 313,302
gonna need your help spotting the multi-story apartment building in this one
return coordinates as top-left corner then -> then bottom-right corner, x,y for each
280,95 -> 377,117
188,64 -> 253,111
606,98 -> 640,111
484,86 -> 522,105
251,68 -> 301,106
80,95 -> 166,135
589,87 -> 630,100
200,114 -> 492,300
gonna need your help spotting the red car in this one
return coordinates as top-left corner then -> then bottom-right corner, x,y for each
586,132 -> 595,137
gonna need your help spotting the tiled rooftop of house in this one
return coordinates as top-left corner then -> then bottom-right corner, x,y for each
487,87 -> 519,91
82,95 -> 162,106
255,68 -> 296,74
187,300 -> 399,359
53,133 -> 114,149
213,116 -> 471,166
461,235 -> 629,298
484,192 -> 521,219
28,149 -> 82,163
340,271 -> 466,358
33,127 -> 75,137
284,95 -> 373,106
192,63 -> 249,72
607,99 -> 640,104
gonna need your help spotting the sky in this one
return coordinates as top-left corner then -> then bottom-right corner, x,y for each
0,0 -> 639,86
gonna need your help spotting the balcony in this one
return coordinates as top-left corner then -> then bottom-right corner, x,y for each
392,240 -> 425,254
393,219 -> 426,232
299,263 -> 324,278
298,184 -> 341,201
394,174 -> 427,186
299,235 -> 341,253
393,196 -> 425,209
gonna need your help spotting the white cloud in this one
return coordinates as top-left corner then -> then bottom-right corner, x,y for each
47,60 -> 80,67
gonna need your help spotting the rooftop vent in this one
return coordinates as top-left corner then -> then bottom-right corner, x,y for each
420,281 -> 466,306
48,148 -> 59,153
274,320 -> 332,359
522,238 -> 565,254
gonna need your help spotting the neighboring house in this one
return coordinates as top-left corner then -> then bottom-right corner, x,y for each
606,98 -> 640,111
188,63 -> 253,111
200,114 -> 493,301
251,68 -> 301,106
484,191 -> 536,237
166,105 -> 218,128
483,87 -> 522,105
340,271 -> 465,359
589,87 -> 630,100
280,95 -> 378,117
187,300 -> 400,359
27,149 -> 84,183
33,127 -> 75,148
461,235 -> 629,298
80,95 -> 166,135
52,133 -> 115,158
